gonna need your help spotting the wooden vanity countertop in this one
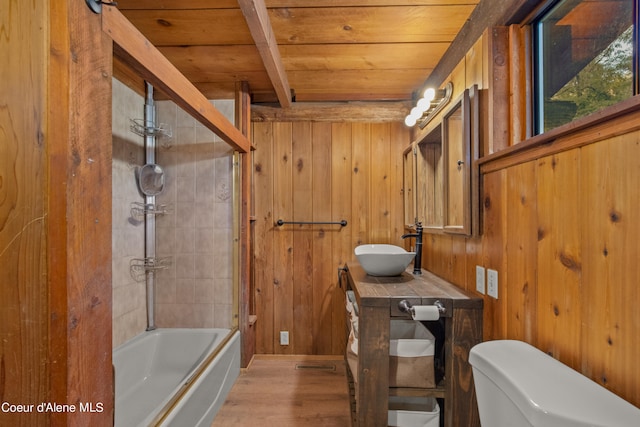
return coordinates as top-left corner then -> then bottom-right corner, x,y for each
345,260 -> 482,316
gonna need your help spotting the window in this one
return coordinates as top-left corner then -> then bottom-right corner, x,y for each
534,0 -> 637,133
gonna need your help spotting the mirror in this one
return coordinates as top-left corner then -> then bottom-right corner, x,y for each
406,85 -> 480,236
137,163 -> 165,196
443,99 -> 468,233
403,146 -> 416,226
416,123 -> 444,230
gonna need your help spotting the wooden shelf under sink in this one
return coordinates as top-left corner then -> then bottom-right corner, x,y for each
390,381 -> 447,399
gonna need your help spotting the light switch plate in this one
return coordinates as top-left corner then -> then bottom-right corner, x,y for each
475,266 -> 485,294
487,269 -> 498,299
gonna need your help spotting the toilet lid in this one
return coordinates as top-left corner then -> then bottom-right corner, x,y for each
469,340 -> 640,427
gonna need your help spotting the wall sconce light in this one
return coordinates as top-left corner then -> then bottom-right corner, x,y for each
404,82 -> 453,128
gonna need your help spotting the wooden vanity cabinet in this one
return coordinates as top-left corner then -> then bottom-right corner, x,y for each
345,261 -> 483,427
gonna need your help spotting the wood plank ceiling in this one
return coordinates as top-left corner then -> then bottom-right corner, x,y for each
115,0 -> 480,106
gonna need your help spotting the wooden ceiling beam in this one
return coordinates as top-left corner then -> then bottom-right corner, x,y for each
238,0 -> 292,108
102,6 -> 251,153
251,101 -> 412,122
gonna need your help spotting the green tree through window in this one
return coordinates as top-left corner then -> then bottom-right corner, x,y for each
553,26 -> 633,118
535,0 -> 635,132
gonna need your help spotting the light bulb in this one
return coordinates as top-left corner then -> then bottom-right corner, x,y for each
417,97 -> 431,112
423,88 -> 436,102
404,115 -> 417,127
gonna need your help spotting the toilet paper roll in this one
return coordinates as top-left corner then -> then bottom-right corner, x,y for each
411,305 -> 440,321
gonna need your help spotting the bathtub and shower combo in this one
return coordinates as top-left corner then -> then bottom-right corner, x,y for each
113,84 -> 241,426
113,328 -> 240,427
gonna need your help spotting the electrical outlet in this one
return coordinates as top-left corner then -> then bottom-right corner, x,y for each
487,269 -> 498,299
280,331 -> 289,346
475,266 -> 485,294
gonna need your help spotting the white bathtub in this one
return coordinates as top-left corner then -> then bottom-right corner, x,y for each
113,328 -> 240,427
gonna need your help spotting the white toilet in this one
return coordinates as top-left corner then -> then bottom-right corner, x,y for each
469,340 -> 640,426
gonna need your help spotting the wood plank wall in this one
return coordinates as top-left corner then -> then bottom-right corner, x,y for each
2,1 -> 114,425
426,121 -> 640,408
422,27 -> 640,408
1,3 -> 49,425
252,121 -> 409,355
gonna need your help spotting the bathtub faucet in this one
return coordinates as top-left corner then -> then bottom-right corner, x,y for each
401,222 -> 423,275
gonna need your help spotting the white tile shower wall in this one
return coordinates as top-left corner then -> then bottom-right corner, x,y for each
155,99 -> 235,328
112,79 -> 147,347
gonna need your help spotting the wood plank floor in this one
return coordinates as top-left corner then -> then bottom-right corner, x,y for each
211,355 -> 352,427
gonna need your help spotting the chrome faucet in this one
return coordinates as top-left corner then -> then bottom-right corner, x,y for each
401,222 -> 423,275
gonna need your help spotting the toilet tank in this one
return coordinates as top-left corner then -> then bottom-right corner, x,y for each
469,340 -> 640,427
